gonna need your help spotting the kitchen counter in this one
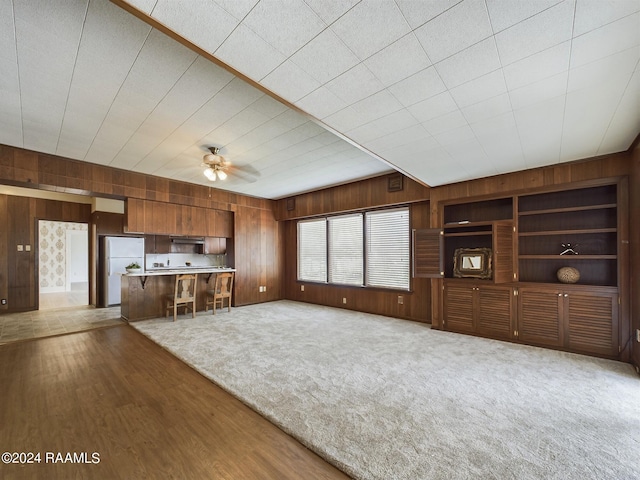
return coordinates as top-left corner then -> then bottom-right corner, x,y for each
125,267 -> 235,276
120,268 -> 236,322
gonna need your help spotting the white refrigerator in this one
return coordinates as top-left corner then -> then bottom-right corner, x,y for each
104,236 -> 145,306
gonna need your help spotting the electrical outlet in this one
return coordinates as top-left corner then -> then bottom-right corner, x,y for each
1,299 -> 6,305
636,329 -> 640,343
342,297 -> 347,304
263,286 -> 266,292
398,295 -> 404,305
300,285 -> 304,292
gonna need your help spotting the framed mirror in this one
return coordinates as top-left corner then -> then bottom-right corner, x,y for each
453,247 -> 492,279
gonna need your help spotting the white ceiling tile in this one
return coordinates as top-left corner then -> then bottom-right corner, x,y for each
444,138 -> 490,168
509,72 -> 568,110
434,124 -> 476,146
415,0 -> 493,63
460,93 -> 512,124
261,59 -> 321,102
485,0 -> 562,33
423,110 -> 469,136
462,93 -> 513,124
574,0 -> 640,36
408,91 -> 459,123
503,41 -> 571,90
247,94 -> 289,119
58,3 -> 165,159
346,109 -> 419,144
382,136 -> 441,158
495,0 -> 574,65
125,0 -> 157,14
290,29 -> 360,84
295,87 -> 349,119
561,79 -> 630,160
152,0 -> 238,53
303,0 -> 360,25
449,69 -> 507,107
567,46 -> 639,92
395,0 -> 462,29
470,111 -> 517,138
364,33 -> 432,87
243,0 -> 326,57
324,106 -> 365,132
513,95 -> 565,166
478,130 -> 526,172
599,69 -> 640,153
273,108 -> 309,129
366,124 -> 432,152
350,90 -> 404,126
215,24 -> 286,80
0,0 -> 21,146
388,67 -> 447,107
570,12 -> 640,68
330,0 -> 411,60
325,63 -> 385,105
211,0 -> 260,20
435,37 -> 502,89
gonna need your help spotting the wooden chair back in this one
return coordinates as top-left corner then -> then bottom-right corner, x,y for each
165,274 -> 197,321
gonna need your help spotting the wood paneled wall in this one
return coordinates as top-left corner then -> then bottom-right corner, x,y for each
275,173 -> 430,220
631,142 -> 640,371
230,206 -> 283,305
276,173 -> 431,320
0,194 -> 91,312
0,143 -> 278,309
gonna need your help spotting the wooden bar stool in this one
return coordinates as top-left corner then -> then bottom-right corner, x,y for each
205,272 -> 234,315
165,274 -> 197,321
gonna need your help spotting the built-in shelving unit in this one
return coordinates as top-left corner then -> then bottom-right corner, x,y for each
517,184 -> 618,286
426,180 -> 627,360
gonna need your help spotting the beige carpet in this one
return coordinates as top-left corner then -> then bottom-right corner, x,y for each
132,300 -> 640,480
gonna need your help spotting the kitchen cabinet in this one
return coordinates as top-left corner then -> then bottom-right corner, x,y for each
144,235 -> 171,254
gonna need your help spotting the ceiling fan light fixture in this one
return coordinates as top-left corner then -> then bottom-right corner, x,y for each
203,167 -> 216,181
216,169 -> 227,180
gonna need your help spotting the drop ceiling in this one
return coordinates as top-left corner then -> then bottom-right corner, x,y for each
1,0 -> 638,200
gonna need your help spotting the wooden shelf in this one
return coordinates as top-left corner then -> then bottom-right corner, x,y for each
444,231 -> 492,237
518,255 -> 617,260
518,228 -> 617,237
443,221 -> 495,227
518,203 -> 616,216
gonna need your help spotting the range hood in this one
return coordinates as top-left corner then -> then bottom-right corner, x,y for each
170,236 -> 205,245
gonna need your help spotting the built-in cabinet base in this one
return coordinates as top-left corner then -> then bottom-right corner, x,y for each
444,280 -> 620,359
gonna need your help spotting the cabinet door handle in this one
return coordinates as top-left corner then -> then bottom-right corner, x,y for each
564,294 -> 568,297
558,293 -> 562,297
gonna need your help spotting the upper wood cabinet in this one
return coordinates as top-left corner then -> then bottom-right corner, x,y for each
126,198 -> 233,238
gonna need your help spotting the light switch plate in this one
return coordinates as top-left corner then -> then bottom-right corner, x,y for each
17,245 -> 23,251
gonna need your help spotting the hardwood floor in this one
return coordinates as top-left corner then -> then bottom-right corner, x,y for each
0,325 -> 349,480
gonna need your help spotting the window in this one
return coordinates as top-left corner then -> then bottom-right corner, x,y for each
328,214 -> 363,285
297,219 -> 326,282
297,207 -> 410,290
366,208 -> 410,289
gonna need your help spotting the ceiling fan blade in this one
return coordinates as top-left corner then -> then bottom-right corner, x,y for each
229,164 -> 259,183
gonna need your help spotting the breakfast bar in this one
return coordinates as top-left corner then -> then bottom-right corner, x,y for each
120,267 -> 236,322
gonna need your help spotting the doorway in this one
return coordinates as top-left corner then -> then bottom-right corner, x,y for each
38,220 -> 89,310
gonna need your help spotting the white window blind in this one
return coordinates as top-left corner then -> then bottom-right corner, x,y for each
366,208 -> 410,290
297,219 -> 327,282
328,214 -> 363,285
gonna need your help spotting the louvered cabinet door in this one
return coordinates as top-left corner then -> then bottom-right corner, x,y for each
565,291 -> 619,357
412,228 -> 444,278
477,286 -> 514,341
444,284 -> 476,334
517,287 -> 563,348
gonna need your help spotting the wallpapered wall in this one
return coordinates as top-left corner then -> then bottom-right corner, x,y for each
39,220 -> 88,293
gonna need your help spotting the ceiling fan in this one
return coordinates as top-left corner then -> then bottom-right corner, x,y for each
200,146 -> 259,184
202,147 -> 228,181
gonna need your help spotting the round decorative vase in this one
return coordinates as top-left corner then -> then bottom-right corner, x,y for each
126,268 -> 142,274
557,266 -> 580,284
